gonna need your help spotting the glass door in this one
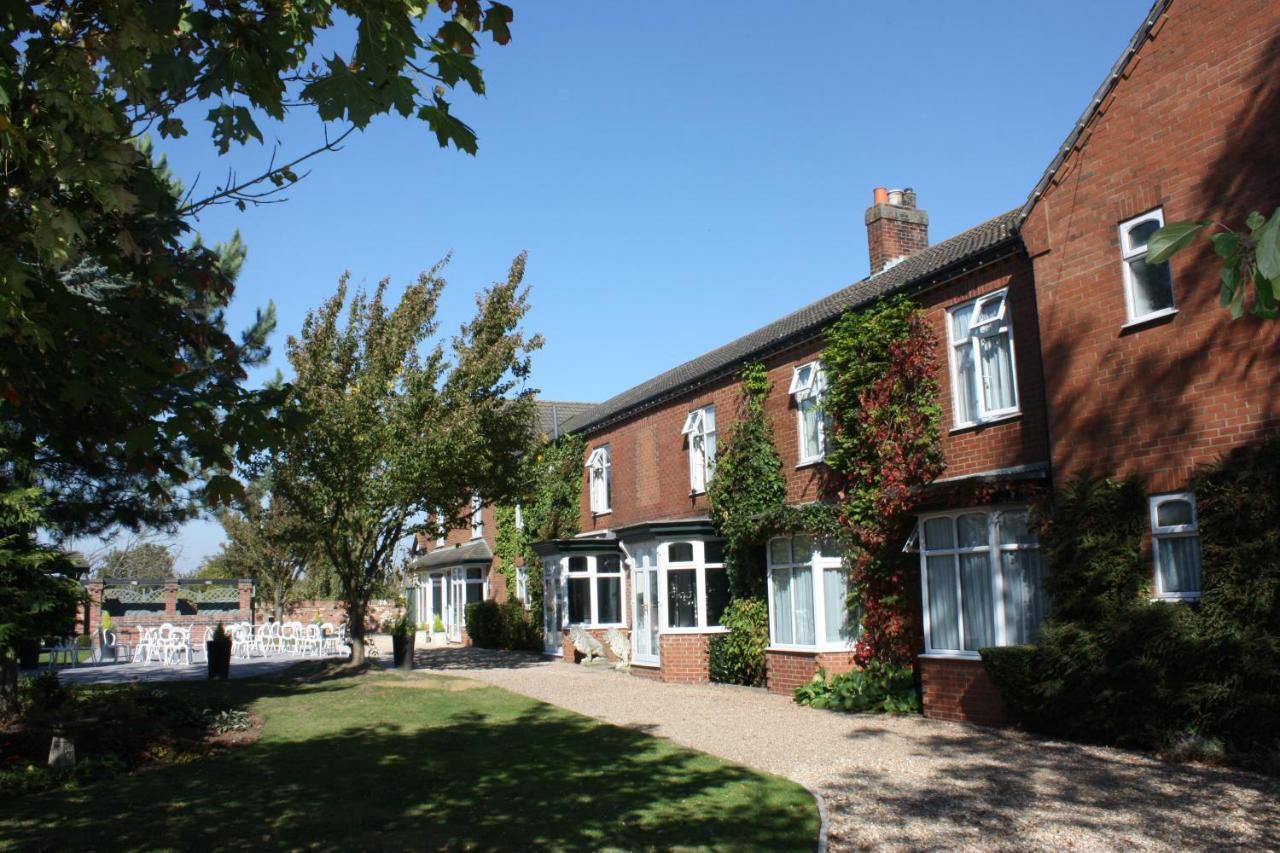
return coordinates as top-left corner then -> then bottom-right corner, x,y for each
542,557 -> 565,654
448,568 -> 464,643
630,542 -> 660,665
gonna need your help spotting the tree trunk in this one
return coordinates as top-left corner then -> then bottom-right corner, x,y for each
273,588 -> 283,624
348,602 -> 366,665
0,646 -> 19,718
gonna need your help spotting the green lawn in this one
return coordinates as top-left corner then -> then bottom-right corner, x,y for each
0,668 -> 818,851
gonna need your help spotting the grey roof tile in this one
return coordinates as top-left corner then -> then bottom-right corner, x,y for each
534,400 -> 595,439
408,538 -> 493,572
563,209 -> 1022,434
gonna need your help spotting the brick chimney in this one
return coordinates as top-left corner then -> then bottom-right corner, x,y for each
865,187 -> 929,274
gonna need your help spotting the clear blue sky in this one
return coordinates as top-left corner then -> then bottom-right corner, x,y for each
94,0 -> 1155,571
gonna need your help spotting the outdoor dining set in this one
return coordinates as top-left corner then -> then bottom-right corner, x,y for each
42,621 -> 353,669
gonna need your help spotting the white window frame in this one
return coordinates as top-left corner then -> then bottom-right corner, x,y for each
765,535 -> 853,652
515,565 -> 530,608
1119,208 -> 1177,325
564,553 -> 626,628
658,539 -> 729,634
681,405 -> 716,494
946,288 -> 1020,428
470,494 -> 483,540
1149,492 -> 1202,601
790,361 -> 830,465
918,507 -> 1042,658
514,503 -> 524,531
585,445 -> 612,514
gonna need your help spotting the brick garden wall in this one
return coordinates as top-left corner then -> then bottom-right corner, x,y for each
765,649 -> 859,696
918,657 -> 1008,727
657,633 -> 711,684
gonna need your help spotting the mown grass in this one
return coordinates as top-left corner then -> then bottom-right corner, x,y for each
0,667 -> 818,851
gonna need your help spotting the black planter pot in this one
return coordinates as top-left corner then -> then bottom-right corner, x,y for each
392,634 -> 415,670
18,639 -> 40,670
206,639 -> 232,680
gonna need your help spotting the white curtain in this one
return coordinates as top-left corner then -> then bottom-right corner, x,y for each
792,566 -> 816,646
960,553 -> 996,651
1001,550 -> 1046,645
801,397 -> 822,459
1158,535 -> 1202,595
980,331 -> 1015,412
823,567 -> 850,643
772,569 -> 793,644
926,555 -> 960,651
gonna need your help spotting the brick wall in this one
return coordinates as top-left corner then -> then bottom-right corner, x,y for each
918,656 -> 1008,727
658,633 -> 711,684
1022,0 -> 1280,493
87,580 -> 254,646
765,649 -> 858,696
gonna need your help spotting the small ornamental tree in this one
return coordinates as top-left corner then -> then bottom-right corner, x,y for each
275,255 -> 541,664
822,296 -> 945,667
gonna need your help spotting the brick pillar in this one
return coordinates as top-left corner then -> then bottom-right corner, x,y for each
163,582 -> 178,619
238,580 -> 253,622
87,581 -> 103,635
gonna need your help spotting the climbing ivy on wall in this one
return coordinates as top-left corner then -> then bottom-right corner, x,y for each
493,432 -> 586,617
822,295 -> 945,667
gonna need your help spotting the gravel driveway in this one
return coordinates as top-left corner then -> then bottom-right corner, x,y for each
415,646 -> 1279,852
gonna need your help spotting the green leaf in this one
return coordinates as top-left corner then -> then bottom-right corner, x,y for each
1211,231 -> 1239,260
1220,260 -> 1240,308
158,117 -> 187,139
1246,211 -> 1266,231
207,105 -> 264,154
417,95 -> 477,154
430,48 -> 485,94
1254,208 -> 1280,282
482,3 -> 514,45
1146,221 -> 1210,264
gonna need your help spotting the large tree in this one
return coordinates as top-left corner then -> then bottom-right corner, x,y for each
2,1 -> 517,535
275,255 -> 540,663
95,540 -> 177,580
199,479 -> 314,621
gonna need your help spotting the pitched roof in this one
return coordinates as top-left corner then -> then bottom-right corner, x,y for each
562,208 -> 1022,434
535,400 -> 595,439
1018,0 -> 1171,221
407,538 -> 493,572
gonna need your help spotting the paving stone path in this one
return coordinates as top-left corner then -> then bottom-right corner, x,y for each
416,646 -> 1280,852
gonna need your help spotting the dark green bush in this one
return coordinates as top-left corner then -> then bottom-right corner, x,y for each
794,660 -> 920,715
465,600 -> 542,652
709,598 -> 769,686
983,443 -> 1280,768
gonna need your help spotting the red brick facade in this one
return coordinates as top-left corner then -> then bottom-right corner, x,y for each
765,649 -> 858,696
918,657 -> 1008,727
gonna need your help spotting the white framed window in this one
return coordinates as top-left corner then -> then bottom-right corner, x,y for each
1150,493 -> 1202,600
947,289 -> 1019,427
435,509 -> 446,547
659,539 -> 729,631
766,535 -> 854,650
681,405 -> 717,493
566,553 -> 625,626
1120,208 -> 1176,324
514,503 -> 524,531
585,445 -> 612,514
790,361 -> 831,464
919,508 -> 1045,656
515,565 -> 530,608
470,494 -> 483,540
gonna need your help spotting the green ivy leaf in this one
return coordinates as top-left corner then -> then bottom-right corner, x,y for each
1254,207 -> 1280,282
1146,220 -> 1210,264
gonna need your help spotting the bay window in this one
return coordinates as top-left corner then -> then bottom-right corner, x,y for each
919,508 -> 1044,655
948,289 -> 1019,427
790,361 -> 830,464
681,405 -> 717,493
767,535 -> 854,649
566,553 -> 624,627
586,445 -> 612,514
660,539 -> 728,631
1120,208 -> 1176,323
1150,493 -> 1202,600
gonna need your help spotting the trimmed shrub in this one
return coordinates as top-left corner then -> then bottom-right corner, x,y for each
464,600 -> 542,652
983,443 -> 1280,769
794,660 -> 920,715
464,601 -> 503,648
709,598 -> 769,686
498,602 -> 543,652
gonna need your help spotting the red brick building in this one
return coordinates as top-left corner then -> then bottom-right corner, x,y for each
531,0 -> 1280,725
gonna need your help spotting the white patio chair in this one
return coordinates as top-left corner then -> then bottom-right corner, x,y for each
320,623 -> 338,656
95,629 -> 121,664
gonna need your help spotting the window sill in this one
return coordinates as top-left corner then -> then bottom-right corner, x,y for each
567,622 -> 627,630
765,644 -> 854,655
661,626 -> 729,635
917,651 -> 982,661
591,509 -> 612,517
795,457 -> 825,470
950,412 -> 1021,435
1152,594 -> 1200,603
630,660 -> 659,669
1121,307 -> 1178,332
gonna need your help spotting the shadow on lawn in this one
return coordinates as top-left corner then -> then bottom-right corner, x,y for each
1,676 -> 817,852
411,645 -> 550,672
825,724 -> 1280,850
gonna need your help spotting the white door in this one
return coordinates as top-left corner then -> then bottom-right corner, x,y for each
448,569 -> 464,643
630,543 -> 660,665
542,557 -> 565,654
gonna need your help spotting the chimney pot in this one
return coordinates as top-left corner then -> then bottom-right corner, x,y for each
865,186 -> 929,274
